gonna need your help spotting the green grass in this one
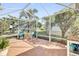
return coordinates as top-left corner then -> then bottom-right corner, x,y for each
37,31 -> 67,38
37,31 -> 67,45
38,31 -> 61,38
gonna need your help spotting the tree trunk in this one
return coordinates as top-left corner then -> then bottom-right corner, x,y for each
27,24 -> 29,32
61,30 -> 65,38
46,29 -> 49,35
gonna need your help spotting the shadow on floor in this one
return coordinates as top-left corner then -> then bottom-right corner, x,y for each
16,46 -> 67,56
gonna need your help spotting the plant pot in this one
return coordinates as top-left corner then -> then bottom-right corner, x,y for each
25,33 -> 31,40
0,47 -> 9,56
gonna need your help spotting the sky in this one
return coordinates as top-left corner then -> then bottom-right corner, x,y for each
0,3 -> 70,18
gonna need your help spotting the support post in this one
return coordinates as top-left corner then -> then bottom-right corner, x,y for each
49,17 -> 51,42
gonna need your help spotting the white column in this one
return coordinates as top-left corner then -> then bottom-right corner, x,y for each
49,17 -> 51,42
67,40 -> 69,56
29,19 -> 32,40
18,19 -> 20,34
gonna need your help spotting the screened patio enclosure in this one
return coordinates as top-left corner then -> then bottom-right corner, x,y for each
0,3 -> 77,43
0,3 -> 79,56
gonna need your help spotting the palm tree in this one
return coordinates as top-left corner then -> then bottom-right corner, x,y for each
19,8 -> 38,32
42,16 -> 55,35
19,8 -> 38,19
42,17 -> 49,34
0,4 -> 3,35
0,3 -> 3,10
0,21 -> 2,35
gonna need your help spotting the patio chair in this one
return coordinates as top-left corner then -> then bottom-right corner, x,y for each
32,31 -> 36,37
17,30 -> 25,40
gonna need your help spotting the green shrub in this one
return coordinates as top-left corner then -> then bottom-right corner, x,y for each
0,37 -> 9,49
51,38 -> 67,45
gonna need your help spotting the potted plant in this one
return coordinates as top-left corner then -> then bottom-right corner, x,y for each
0,37 -> 9,56
25,32 -> 31,40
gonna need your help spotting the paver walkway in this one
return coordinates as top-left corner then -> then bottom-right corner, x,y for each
7,38 -> 67,56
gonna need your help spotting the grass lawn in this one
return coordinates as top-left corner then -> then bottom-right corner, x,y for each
37,31 -> 67,45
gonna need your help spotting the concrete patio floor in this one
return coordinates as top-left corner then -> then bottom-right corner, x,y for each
7,38 -> 67,56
